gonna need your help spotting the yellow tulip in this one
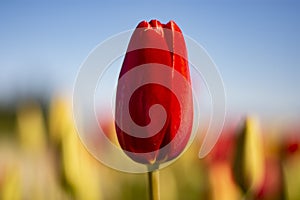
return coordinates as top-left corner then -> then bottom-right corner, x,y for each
233,116 -> 265,194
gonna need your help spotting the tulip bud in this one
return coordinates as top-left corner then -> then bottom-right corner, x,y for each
232,116 -> 265,194
115,20 -> 193,165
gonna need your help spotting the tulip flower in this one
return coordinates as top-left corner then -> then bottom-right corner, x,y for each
115,19 -> 193,200
232,116 -> 265,198
282,128 -> 300,200
115,20 -> 193,165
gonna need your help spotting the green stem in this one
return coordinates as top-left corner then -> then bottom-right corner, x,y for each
148,170 -> 160,200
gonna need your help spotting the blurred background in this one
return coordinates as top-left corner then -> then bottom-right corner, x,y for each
0,0 -> 299,199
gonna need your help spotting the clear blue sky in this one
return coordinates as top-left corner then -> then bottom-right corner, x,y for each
0,0 -> 299,121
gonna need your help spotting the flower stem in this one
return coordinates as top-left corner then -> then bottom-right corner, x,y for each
148,170 -> 160,200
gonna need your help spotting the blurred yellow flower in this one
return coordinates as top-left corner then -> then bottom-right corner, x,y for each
233,116 -> 265,195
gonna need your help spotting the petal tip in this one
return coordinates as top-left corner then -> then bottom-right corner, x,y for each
136,20 -> 150,28
149,19 -> 163,28
165,20 -> 182,32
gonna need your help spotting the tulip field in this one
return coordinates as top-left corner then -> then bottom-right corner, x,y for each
0,97 -> 299,200
1,1 -> 299,199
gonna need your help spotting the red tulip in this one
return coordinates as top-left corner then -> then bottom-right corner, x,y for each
115,20 -> 193,165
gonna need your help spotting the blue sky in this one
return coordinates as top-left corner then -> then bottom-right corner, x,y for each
0,0 -> 299,121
